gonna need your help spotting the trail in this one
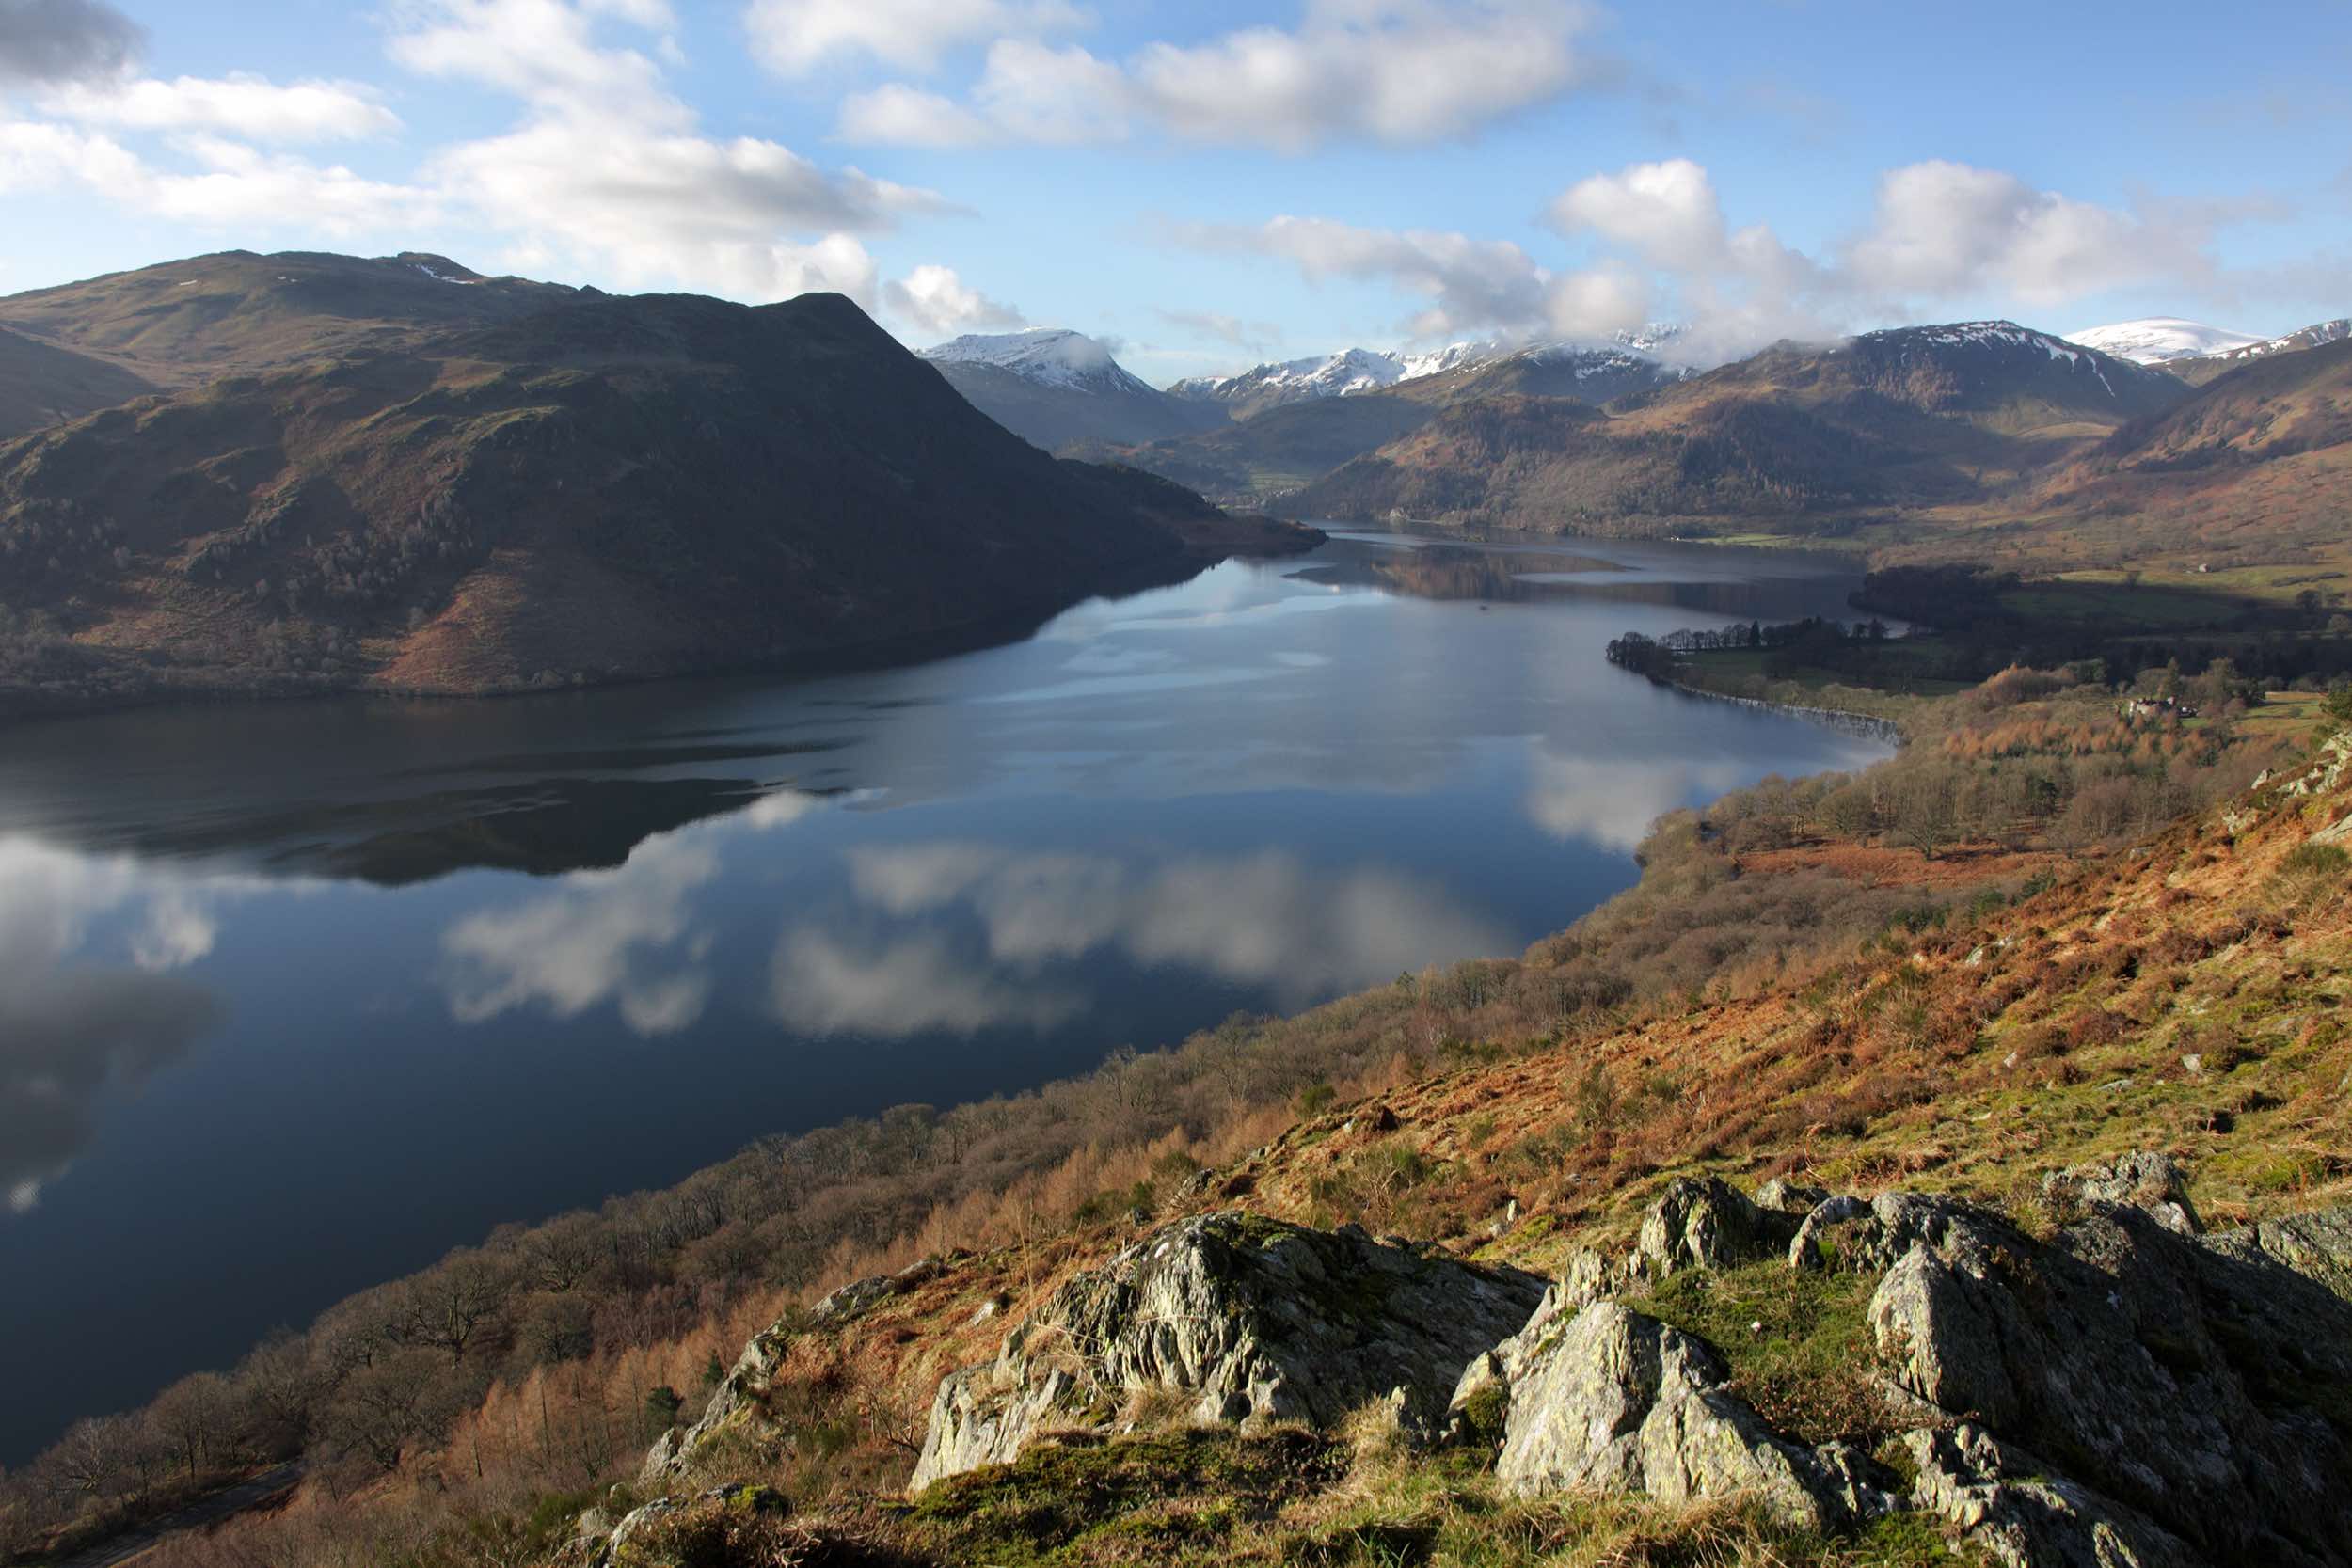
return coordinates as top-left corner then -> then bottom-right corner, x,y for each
50,1465 -> 302,1568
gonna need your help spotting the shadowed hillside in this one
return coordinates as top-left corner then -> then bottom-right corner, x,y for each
0,288 -> 1299,719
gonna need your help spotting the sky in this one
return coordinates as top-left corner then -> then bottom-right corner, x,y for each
1,0 -> 2347,385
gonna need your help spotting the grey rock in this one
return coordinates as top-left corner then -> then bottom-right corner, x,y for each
1867,1196 -> 2352,1564
2042,1150 -> 2201,1235
1788,1194 -> 1872,1269
1634,1177 -> 1800,1278
2204,1204 -> 2352,1302
911,1212 -> 1543,1489
1753,1177 -> 1831,1216
639,1324 -> 790,1483
1903,1424 -> 2201,1568
1490,1301 -> 1890,1530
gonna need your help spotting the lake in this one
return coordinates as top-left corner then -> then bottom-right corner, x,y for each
0,531 -> 1893,1464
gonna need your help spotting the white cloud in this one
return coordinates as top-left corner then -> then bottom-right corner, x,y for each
1841,159 -> 2210,307
1136,0 -> 1597,151
39,73 -> 400,142
382,0 -> 945,302
0,119 -> 436,233
1552,158 -> 1727,269
835,0 -> 1601,151
835,83 -> 993,149
746,0 -> 1087,75
1205,153 -> 2249,362
883,262 -> 1024,336
1195,214 -> 1551,339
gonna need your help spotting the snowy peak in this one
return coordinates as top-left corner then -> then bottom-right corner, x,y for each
2064,317 -> 2263,365
2188,316 -> 2352,369
1170,328 -> 1683,411
921,328 -> 1154,398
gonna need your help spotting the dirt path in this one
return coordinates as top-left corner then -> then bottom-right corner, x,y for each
49,1464 -> 302,1568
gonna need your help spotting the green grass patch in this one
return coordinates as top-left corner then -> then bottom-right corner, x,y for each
1626,1261 -> 1895,1449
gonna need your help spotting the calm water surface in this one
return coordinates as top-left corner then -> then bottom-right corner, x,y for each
0,531 -> 1891,1462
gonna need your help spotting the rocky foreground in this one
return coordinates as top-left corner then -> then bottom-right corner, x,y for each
615,1149 -> 2352,1568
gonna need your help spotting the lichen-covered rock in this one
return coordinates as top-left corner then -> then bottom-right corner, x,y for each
1490,1301 -> 1889,1529
2204,1204 -> 2352,1301
1634,1177 -> 1799,1278
1752,1177 -> 1830,1217
2041,1150 -> 2201,1234
910,1212 -> 1542,1489
1867,1196 -> 2352,1564
1902,1424 -> 2200,1568
639,1323 -> 791,1483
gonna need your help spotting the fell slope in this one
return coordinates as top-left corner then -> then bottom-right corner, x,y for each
0,325 -> 155,440
0,291 -> 1256,715
0,249 -> 579,382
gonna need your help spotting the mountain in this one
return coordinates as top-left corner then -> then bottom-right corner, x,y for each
1285,320 -> 2188,531
0,283 -> 1303,719
1106,339 -> 1690,508
2026,337 -> 2352,565
2168,316 -> 2352,385
919,328 -> 1227,451
1169,346 -> 1419,418
2065,317 -> 2263,364
0,324 -> 156,440
0,249 -> 580,383
1069,392 -> 1441,509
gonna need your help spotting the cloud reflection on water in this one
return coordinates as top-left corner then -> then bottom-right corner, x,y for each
0,839 -> 231,1214
767,842 -> 1512,1038
1521,745 -> 1751,852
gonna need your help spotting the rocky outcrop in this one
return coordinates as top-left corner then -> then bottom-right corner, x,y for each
644,1257 -> 946,1482
1902,1425 -> 2199,1568
1453,1164 -> 2352,1567
909,1212 -> 1543,1489
1486,1302 -> 1889,1530
2205,1204 -> 2352,1300
2040,1150 -> 2200,1234
1634,1176 -> 1805,1277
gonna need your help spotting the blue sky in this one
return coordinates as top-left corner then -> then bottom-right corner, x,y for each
2,0 -> 2346,383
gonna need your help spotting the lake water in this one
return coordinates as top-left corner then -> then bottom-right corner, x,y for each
0,531 -> 1891,1464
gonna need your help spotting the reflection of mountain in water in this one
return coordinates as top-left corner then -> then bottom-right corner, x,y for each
1291,540 -> 1871,623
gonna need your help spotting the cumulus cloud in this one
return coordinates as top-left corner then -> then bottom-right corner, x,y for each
883,262 -> 1025,336
439,832 -> 719,1037
746,0 -> 1086,75
834,0 -> 1602,151
1207,153 -> 2254,362
39,73 -> 401,142
382,0 -> 941,302
1185,214 -> 1550,340
0,119 -> 438,232
1840,159 -> 2214,307
0,0 -> 142,86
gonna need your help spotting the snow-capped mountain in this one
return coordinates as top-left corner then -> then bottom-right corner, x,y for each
1169,327 -> 1685,416
921,328 -> 1159,397
919,328 -> 1225,452
2063,318 -> 2263,365
2184,316 -> 2352,369
1839,321 -> 2185,417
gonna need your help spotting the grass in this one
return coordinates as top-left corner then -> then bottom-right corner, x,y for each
1624,1264 -> 1894,1449
872,1428 -> 1962,1567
